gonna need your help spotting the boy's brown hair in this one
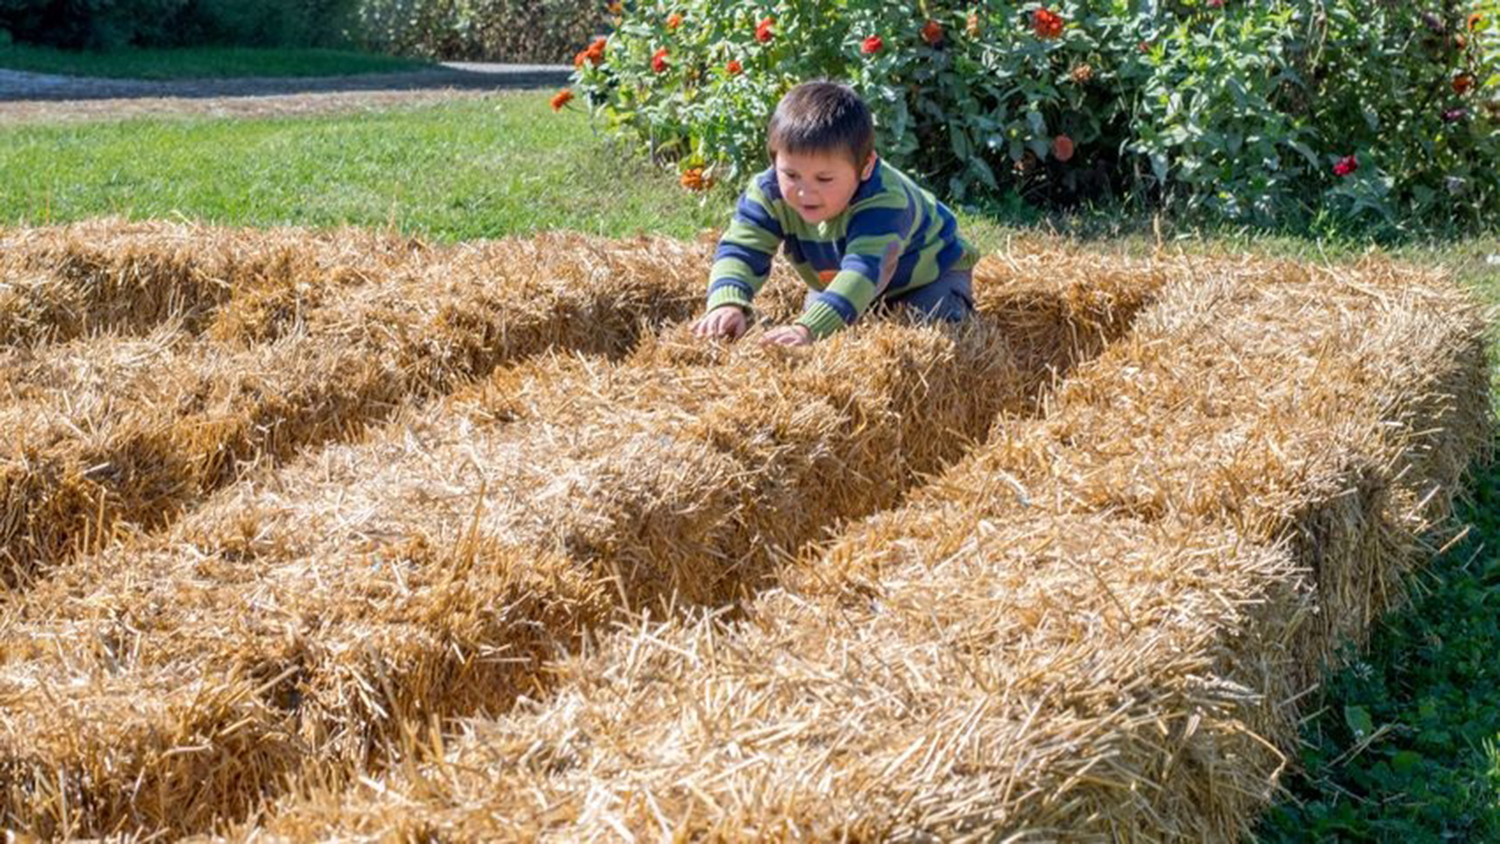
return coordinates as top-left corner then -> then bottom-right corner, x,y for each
766,81 -> 875,168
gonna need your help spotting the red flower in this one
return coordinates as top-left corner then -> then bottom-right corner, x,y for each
1207,0 -> 1224,7
550,89 -> 574,111
1053,134 -> 1075,162
1454,73 -> 1474,94
921,20 -> 943,45
651,47 -> 669,73
1138,40 -> 1152,53
1032,8 -> 1064,39
666,12 -> 682,28
756,16 -> 775,43
861,35 -> 884,54
725,59 -> 743,75
1333,154 -> 1358,177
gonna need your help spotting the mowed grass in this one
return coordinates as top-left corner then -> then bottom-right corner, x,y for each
0,95 -> 727,241
0,44 -> 429,79
1,90 -> 1498,839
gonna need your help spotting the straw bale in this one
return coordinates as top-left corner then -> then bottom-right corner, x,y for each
251,255 -> 1490,841
0,218 -> 422,347
0,250 -> 1165,839
0,225 -> 708,591
0,322 -> 1015,838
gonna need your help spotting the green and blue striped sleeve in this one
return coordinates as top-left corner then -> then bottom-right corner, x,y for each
706,177 -> 783,314
796,183 -> 916,339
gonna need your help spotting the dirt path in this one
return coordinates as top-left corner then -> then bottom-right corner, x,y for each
0,62 -> 571,124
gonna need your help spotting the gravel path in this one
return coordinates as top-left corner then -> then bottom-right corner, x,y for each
0,62 -> 572,123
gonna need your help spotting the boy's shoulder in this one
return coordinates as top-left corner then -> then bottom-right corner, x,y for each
748,166 -> 782,200
847,158 -> 923,210
871,159 -> 933,199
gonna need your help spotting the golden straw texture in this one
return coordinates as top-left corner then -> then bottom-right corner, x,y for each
0,222 -> 706,590
0,219 -> 410,346
251,256 -> 1490,841
0,247 -> 1164,839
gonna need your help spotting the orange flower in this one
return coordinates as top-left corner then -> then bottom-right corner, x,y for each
756,16 -> 775,43
575,36 -> 606,67
550,89 -> 574,111
921,19 -> 943,45
681,168 -> 711,191
966,11 -> 981,37
651,47 -> 669,73
1070,63 -> 1093,83
667,12 -> 682,29
607,0 -> 622,13
1053,134 -> 1075,162
726,59 -> 743,75
1032,8 -> 1064,39
1454,73 -> 1475,94
1469,12 -> 1482,31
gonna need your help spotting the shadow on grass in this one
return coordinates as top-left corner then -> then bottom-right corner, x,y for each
1253,446 -> 1500,842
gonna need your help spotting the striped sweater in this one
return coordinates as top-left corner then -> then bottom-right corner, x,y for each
706,159 -> 977,339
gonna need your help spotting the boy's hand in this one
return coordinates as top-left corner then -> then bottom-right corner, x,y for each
761,324 -> 814,347
693,305 -> 748,341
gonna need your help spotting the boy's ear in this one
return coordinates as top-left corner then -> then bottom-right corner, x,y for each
860,151 -> 877,180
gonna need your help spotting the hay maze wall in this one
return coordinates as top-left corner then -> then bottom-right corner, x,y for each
0,222 -> 1488,841
0,222 -> 1154,838
0,221 -> 706,592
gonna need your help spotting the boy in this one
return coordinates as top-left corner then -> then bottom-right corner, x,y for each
692,80 -> 977,347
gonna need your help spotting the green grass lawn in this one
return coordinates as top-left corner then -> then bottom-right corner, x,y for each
0,95 -> 727,241
0,44 -> 429,79
1,91 -> 1497,840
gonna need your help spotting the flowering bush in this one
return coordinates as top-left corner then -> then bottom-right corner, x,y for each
562,0 -> 1499,230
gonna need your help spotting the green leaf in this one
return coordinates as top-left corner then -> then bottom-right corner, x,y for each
1026,109 -> 1045,136
1344,705 -> 1375,739
1286,140 -> 1320,171
1151,153 -> 1169,184
1392,750 -> 1424,773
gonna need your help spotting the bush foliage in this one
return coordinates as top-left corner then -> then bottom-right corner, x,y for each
347,0 -> 602,63
0,0 -> 357,50
566,0 -> 1500,231
0,0 -> 601,61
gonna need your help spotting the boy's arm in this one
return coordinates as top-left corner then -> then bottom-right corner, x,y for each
796,189 -> 915,339
706,179 -> 784,314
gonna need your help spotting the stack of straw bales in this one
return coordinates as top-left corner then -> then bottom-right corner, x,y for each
252,256 -> 1490,840
0,246 -> 1163,838
0,221 -> 706,590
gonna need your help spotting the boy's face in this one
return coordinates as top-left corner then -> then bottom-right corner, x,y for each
774,148 -> 877,224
